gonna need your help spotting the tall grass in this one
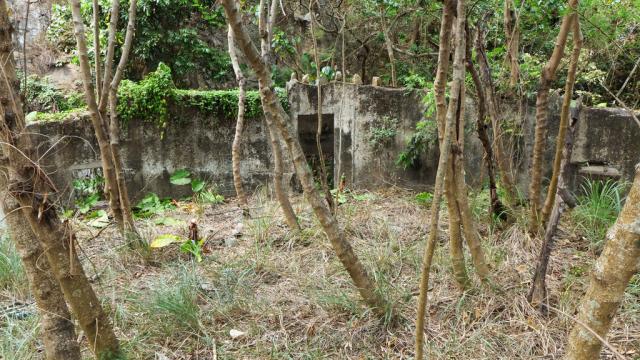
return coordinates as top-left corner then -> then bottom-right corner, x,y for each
572,178 -> 627,248
0,234 -> 26,293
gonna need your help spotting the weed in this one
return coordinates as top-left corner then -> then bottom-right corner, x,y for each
133,193 -> 175,218
0,235 -> 25,294
147,266 -> 203,331
72,175 -> 104,214
170,169 -> 224,205
572,178 -> 627,247
369,116 -> 398,149
0,313 -> 40,359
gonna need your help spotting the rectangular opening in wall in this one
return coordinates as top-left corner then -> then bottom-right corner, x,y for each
298,114 -> 335,187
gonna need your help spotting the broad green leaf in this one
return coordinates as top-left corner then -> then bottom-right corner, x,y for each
170,169 -> 191,185
150,234 -> 182,248
191,179 -> 206,192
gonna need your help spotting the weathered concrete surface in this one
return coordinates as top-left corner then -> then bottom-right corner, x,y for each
287,82 -> 486,190
25,84 -> 640,205
26,105 -> 272,204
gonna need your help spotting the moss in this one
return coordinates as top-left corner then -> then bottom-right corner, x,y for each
31,63 -> 290,126
28,107 -> 88,122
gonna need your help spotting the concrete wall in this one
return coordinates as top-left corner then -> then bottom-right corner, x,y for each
26,105 -> 272,204
24,84 -> 640,206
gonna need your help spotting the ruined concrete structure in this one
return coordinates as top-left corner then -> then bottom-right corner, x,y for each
25,82 -> 640,205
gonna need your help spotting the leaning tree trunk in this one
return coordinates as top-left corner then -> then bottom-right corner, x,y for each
564,164 -> 640,359
227,24 -> 248,207
0,192 -> 81,360
528,0 -> 579,233
475,27 -> 518,204
0,2 -> 121,356
257,0 -> 300,230
465,24 -> 505,220
415,1 -> 464,358
223,0 -> 388,315
528,98 -> 581,312
540,16 -> 582,225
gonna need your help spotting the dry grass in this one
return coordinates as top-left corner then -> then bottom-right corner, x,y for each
1,188 -> 639,359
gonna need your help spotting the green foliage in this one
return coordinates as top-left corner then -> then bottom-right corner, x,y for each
572,178 -> 628,248
0,235 -> 25,292
46,4 -> 76,54
369,116 -> 399,149
72,175 -> 104,214
171,89 -> 265,119
118,62 -> 175,129
396,119 -> 437,169
28,108 -> 87,123
151,233 -> 205,262
133,193 -> 176,218
400,73 -> 429,89
169,169 -> 224,205
414,191 -> 433,206
24,75 -> 85,113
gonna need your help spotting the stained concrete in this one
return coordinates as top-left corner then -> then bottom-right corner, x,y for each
23,83 -> 640,206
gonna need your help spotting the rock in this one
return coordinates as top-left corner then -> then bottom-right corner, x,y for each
290,72 -> 298,81
229,329 -> 246,339
352,74 -> 362,85
334,71 -> 342,81
232,222 -> 244,237
301,74 -> 310,84
225,237 -> 238,247
371,76 -> 381,87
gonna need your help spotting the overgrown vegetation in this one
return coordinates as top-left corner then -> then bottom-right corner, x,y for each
0,235 -> 25,293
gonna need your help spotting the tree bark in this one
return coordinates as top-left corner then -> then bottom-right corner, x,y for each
503,0 -> 520,89
564,164 -> 640,359
475,27 -> 518,204
540,16 -> 582,225
1,192 -> 81,360
528,0 -> 579,233
257,0 -> 300,230
92,0 -> 102,102
465,24 -> 505,220
528,98 -> 580,311
0,2 -> 121,356
415,1 -> 463,358
70,0 -> 124,231
222,0 -> 387,315
227,24 -> 248,207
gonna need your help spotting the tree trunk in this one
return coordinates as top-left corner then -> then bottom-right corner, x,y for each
475,27 -> 518,204
92,0 -> 102,102
223,0 -> 387,315
528,98 -> 580,311
540,16 -> 582,225
503,0 -> 520,89
1,192 -> 81,360
257,0 -> 300,230
70,0 -> 124,231
227,24 -> 248,207
383,26 -> 397,87
308,0 -> 334,211
465,24 -> 505,219
0,2 -> 121,356
415,1 -> 463,358
528,0 -> 579,233
564,164 -> 640,359
446,165 -> 469,289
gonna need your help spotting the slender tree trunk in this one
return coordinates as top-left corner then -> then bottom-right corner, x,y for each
0,192 -> 81,360
223,0 -> 387,315
541,17 -> 582,225
70,0 -> 124,230
383,25 -> 397,87
446,164 -> 469,289
465,24 -> 505,219
308,0 -> 334,211
528,99 -> 580,311
0,3 -> 121,356
475,27 -> 518,204
257,0 -> 300,230
227,25 -> 248,207
92,0 -> 102,102
564,164 -> 640,359
503,0 -> 520,89
528,0 -> 579,233
415,1 -> 464,358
